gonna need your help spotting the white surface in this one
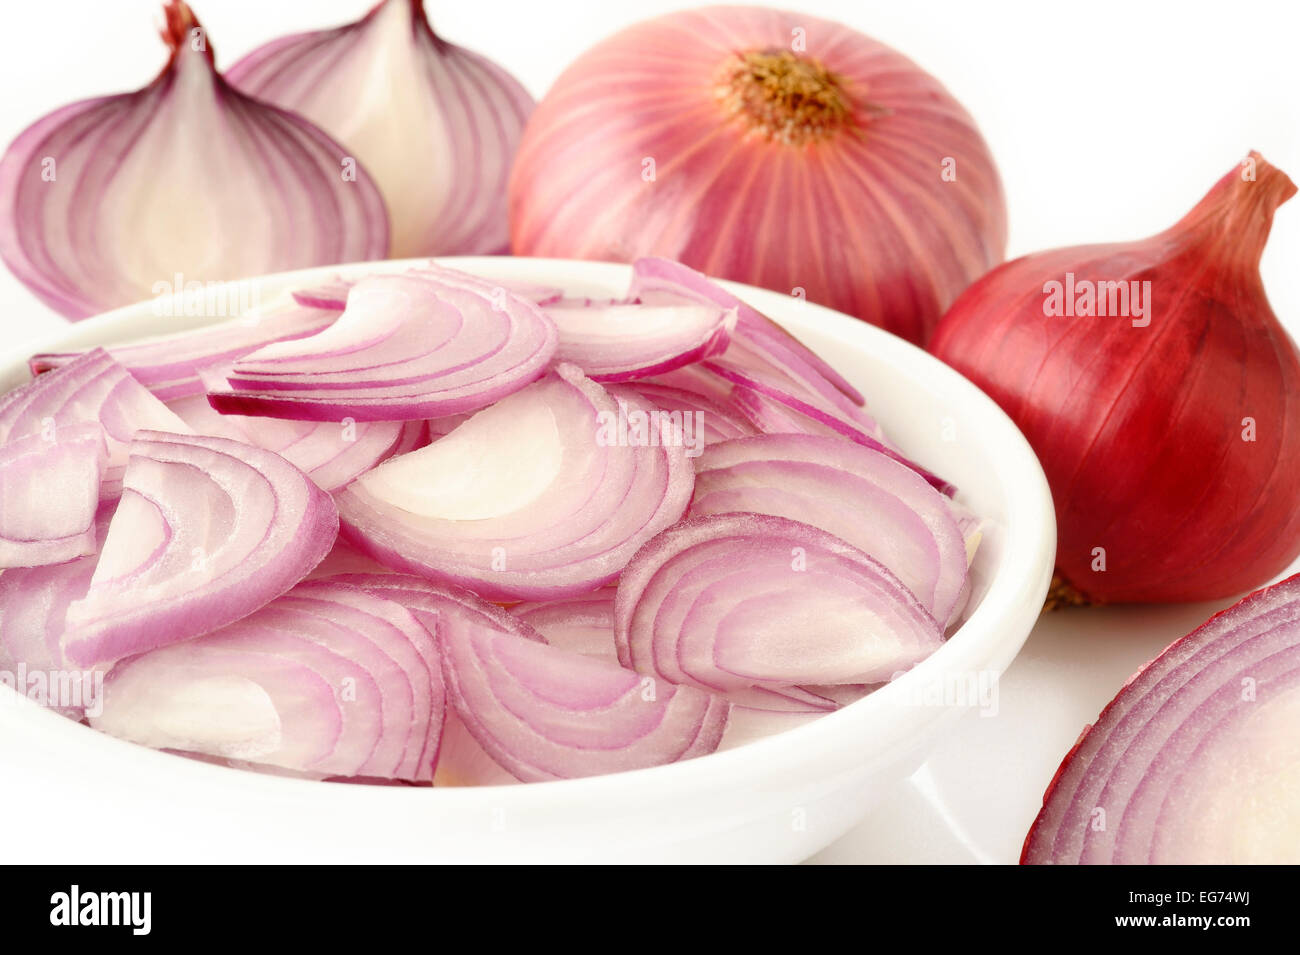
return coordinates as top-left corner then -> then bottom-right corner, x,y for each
1,1 -> 1298,863
0,257 -> 1054,863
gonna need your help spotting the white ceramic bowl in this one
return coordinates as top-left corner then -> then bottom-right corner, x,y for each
0,258 -> 1054,863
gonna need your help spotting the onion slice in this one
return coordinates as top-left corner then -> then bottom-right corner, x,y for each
0,349 -> 191,495
511,591 -> 620,664
30,303 -> 339,401
208,272 -> 557,421
612,380 -> 759,445
690,434 -> 970,626
292,274 -> 565,311
544,300 -> 735,382
615,513 -> 943,693
91,577 -> 442,781
439,601 -> 731,782
336,364 -> 694,601
62,430 -> 338,667
167,393 -> 426,492
1023,572 -> 1300,864
0,423 -> 106,567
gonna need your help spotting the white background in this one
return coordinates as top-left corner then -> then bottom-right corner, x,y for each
0,1 -> 1297,862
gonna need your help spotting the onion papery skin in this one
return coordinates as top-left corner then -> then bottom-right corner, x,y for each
167,393 -> 426,492
227,0 -> 533,257
0,349 -> 191,495
931,153 -> 1300,603
690,434 -> 970,626
0,2 -> 388,319
30,304 -> 340,401
208,272 -> 558,422
1023,572 -> 1300,864
439,599 -> 731,783
614,512 -> 943,693
91,577 -> 443,781
0,423 -> 106,568
509,9 -> 1006,345
63,430 -> 339,667
336,364 -> 695,601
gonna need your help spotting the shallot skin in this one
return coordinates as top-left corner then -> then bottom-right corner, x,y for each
509,5 -> 1006,345
931,154 -> 1300,603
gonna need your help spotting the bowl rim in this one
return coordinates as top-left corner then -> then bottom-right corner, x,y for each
0,256 -> 1056,809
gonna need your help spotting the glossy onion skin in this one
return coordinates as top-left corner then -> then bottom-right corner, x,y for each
509,5 -> 1006,345
931,155 -> 1300,603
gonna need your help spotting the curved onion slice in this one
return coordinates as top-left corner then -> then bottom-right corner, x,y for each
1022,573 -> 1300,865
0,505 -> 111,717
0,423 -> 106,567
208,272 -> 557,421
612,380 -> 759,445
628,257 -> 866,406
0,349 -> 191,495
615,513 -> 943,693
690,434 -> 970,626
544,301 -> 735,382
91,577 -> 442,780
439,601 -> 731,782
292,274 -> 565,311
511,590 -> 620,664
336,364 -> 694,601
0,2 -> 388,319
167,393 -> 426,492
62,430 -> 338,667
30,303 -> 339,400
227,0 -> 532,257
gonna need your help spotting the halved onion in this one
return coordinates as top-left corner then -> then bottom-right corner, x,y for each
511,590 -> 620,664
167,393 -> 426,492
544,300 -> 735,382
0,423 -> 106,567
91,577 -> 442,781
62,430 -> 338,667
439,601 -> 731,782
1022,573 -> 1300,865
208,272 -> 557,421
690,434 -> 970,626
615,513 -> 943,693
0,349 -> 191,495
336,364 -> 694,601
30,303 -> 339,400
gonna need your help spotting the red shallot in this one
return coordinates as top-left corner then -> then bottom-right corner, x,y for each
931,153 -> 1300,603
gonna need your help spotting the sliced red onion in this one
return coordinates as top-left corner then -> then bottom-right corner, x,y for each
0,505 -> 111,717
208,272 -> 557,422
91,577 -> 442,781
439,601 -> 730,782
615,513 -> 943,693
305,537 -> 396,581
336,364 -> 695,601
0,349 -> 191,495
1023,573 -> 1300,865
612,381 -> 759,445
293,274 -> 565,311
62,430 -> 338,667
511,590 -> 620,665
0,2 -> 387,319
227,0 -> 532,256
628,257 -> 866,406
30,304 -> 339,401
167,393 -> 426,492
0,423 -> 106,568
690,434 -> 970,627
544,300 -> 735,382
